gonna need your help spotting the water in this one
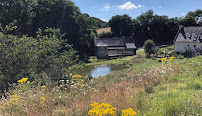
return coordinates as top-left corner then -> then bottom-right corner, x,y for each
76,64 -> 126,78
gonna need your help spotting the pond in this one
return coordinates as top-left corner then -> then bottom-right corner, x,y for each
76,64 -> 127,78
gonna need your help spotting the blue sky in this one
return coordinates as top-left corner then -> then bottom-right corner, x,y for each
71,0 -> 202,22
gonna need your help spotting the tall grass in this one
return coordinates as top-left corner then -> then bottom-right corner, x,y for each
0,56 -> 201,116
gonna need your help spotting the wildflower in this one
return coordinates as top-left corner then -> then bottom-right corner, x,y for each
17,78 -> 29,84
169,57 -> 176,61
122,108 -> 137,116
161,58 -> 167,63
27,81 -> 30,84
72,74 -> 82,78
41,85 -> 46,88
9,94 -> 19,104
40,96 -> 46,101
41,85 -> 46,91
88,103 -> 116,116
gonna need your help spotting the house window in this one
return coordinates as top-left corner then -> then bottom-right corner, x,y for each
188,35 -> 192,39
194,45 -> 196,47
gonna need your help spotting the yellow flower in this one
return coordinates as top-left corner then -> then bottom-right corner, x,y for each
122,108 -> 137,116
40,96 -> 46,101
88,103 -> 116,116
169,57 -> 176,61
41,85 -> 46,88
72,74 -> 82,78
9,94 -> 19,104
27,81 -> 30,84
17,78 -> 29,84
161,58 -> 167,62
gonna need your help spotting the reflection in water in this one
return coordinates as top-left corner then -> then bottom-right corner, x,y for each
76,64 -> 126,78
91,66 -> 111,78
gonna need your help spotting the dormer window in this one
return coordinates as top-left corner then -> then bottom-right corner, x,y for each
193,35 -> 198,41
188,35 -> 192,39
200,35 -> 202,40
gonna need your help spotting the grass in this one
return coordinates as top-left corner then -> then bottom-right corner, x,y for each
0,45 -> 202,116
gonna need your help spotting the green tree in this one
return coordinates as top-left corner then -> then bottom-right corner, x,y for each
0,24 -> 78,92
144,39 -> 155,58
108,14 -> 132,37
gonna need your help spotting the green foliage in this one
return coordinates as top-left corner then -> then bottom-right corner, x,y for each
0,0 -> 105,59
98,32 -> 113,38
143,39 -> 156,58
108,14 -> 132,37
182,9 -> 202,26
132,10 -> 180,46
0,24 -> 78,92
181,15 -> 197,26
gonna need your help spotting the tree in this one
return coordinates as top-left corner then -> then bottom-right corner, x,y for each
0,0 -> 105,59
181,15 -> 197,26
133,9 -> 180,46
0,24 -> 78,92
144,39 -> 155,58
108,14 -> 132,37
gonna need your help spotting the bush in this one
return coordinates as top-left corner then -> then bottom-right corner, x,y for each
143,39 -> 156,58
0,25 -> 78,92
98,32 -> 113,38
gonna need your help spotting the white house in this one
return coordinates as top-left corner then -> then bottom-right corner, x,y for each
174,25 -> 202,56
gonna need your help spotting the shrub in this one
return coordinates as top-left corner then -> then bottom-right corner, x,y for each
98,32 -> 113,38
143,39 -> 156,58
0,25 -> 78,92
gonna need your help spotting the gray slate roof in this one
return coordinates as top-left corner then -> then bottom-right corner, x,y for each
94,38 -> 125,47
94,37 -> 136,49
174,26 -> 202,43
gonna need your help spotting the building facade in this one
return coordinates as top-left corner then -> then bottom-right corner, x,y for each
174,26 -> 202,56
94,37 -> 136,59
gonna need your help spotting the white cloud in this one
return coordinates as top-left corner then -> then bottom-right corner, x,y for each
117,2 -> 143,10
181,13 -> 186,16
102,3 -> 110,11
101,19 -> 106,21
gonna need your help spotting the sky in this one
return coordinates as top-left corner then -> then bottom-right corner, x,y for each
71,0 -> 202,22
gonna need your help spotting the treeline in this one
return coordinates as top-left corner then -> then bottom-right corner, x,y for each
108,9 -> 202,46
0,0 -> 107,59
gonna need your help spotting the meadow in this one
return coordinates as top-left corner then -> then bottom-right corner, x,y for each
0,46 -> 201,116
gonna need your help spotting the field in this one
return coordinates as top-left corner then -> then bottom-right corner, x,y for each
0,46 -> 201,116
96,27 -> 111,34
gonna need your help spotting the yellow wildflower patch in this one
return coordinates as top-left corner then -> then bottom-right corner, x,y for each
161,58 -> 167,63
169,57 -> 176,61
122,108 -> 137,116
41,85 -> 46,91
27,81 -> 30,84
17,78 -> 28,84
41,85 -> 46,88
40,96 -> 46,101
72,74 -> 82,78
9,94 -> 19,104
88,103 -> 116,116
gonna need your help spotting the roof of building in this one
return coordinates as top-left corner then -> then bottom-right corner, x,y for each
94,37 -> 136,49
174,26 -> 202,43
94,38 -> 125,47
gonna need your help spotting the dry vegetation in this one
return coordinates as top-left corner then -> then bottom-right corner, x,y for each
96,27 -> 111,34
0,54 -> 201,116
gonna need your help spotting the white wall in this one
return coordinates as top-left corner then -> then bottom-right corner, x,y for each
175,42 -> 202,55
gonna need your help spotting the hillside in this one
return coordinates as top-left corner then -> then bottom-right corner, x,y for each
1,46 -> 201,116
